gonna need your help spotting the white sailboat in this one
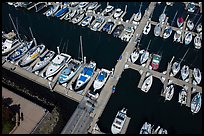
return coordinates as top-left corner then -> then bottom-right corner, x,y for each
184,32 -> 193,45
143,20 -> 151,35
128,49 -> 139,63
178,87 -> 188,105
187,19 -> 194,31
159,5 -> 167,23
113,8 -> 123,19
191,92 -> 202,114
111,108 -> 127,134
140,40 -> 151,64
154,23 -> 162,37
196,23 -> 202,33
181,65 -> 189,81
93,68 -> 110,91
134,2 -> 142,22
141,74 -> 153,93
173,29 -> 182,42
165,84 -> 174,101
194,34 -> 202,49
193,68 -> 201,85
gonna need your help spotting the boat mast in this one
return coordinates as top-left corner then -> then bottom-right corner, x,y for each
139,2 -> 142,12
162,5 -> 167,14
8,13 -> 22,42
179,48 -> 190,64
80,36 -> 84,63
171,11 -> 178,26
29,27 -> 37,46
146,40 -> 151,51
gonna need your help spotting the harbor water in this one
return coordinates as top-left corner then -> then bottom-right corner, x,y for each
2,2 -> 202,134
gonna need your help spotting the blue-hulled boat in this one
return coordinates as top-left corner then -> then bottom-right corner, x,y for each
58,59 -> 82,84
75,61 -> 96,90
7,40 -> 33,62
55,7 -> 69,18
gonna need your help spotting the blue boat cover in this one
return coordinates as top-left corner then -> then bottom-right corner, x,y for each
79,75 -> 87,82
98,72 -> 106,81
62,68 -> 71,75
86,68 -> 94,76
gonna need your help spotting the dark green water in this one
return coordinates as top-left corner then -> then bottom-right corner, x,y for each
2,2 -> 202,134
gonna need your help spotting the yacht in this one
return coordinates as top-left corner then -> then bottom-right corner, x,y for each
31,50 -> 55,72
165,84 -> 174,101
181,65 -> 189,81
2,37 -> 20,56
78,2 -> 89,9
87,2 -> 98,10
7,40 -> 33,62
58,59 -> 82,84
177,17 -> 184,28
93,68 -> 110,90
113,8 -> 123,19
111,108 -> 127,134
193,68 -> 201,85
143,20 -> 151,35
128,49 -> 139,63
140,122 -> 152,134
44,53 -> 71,78
46,4 -> 60,17
141,74 -> 153,93
173,29 -> 182,42
178,87 -> 187,105
191,92 -> 201,114
154,23 -> 162,37
163,26 -> 172,39
19,44 -> 45,67
81,15 -> 93,27
151,54 -> 161,70
184,32 -> 193,45
75,61 -> 96,90
196,23 -> 202,33
194,34 -> 201,49
170,61 -> 180,76
187,19 -> 194,31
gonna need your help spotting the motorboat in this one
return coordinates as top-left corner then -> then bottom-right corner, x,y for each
87,2 -> 98,10
7,40 -> 33,62
2,38 -> 20,56
78,2 -> 89,9
191,92 -> 201,114
193,68 -> 201,85
121,26 -> 134,42
81,15 -> 93,27
163,26 -> 172,39
31,50 -> 55,72
44,53 -> 71,78
143,20 -> 151,35
58,59 -> 82,84
87,90 -> 99,101
134,2 -> 142,22
68,9 -> 77,20
177,17 -> 184,28
151,54 -> 161,70
140,51 -> 149,64
103,5 -> 114,16
46,4 -> 60,17
186,2 -> 195,13
113,25 -> 124,38
128,49 -> 139,63
181,65 -> 189,81
19,44 -> 45,67
196,23 -> 202,33
140,122 -> 152,134
178,87 -> 187,105
154,23 -> 162,37
90,17 -> 105,31
194,34 -> 201,49
141,74 -> 153,93
187,19 -> 194,31
184,32 -> 193,45
113,8 -> 123,19
69,2 -> 79,7
72,11 -> 85,24
111,108 -> 127,134
165,84 -> 174,101
75,61 -> 96,90
170,61 -> 180,76
93,68 -> 110,90
173,29 -> 182,42
158,128 -> 168,134
54,7 -> 69,18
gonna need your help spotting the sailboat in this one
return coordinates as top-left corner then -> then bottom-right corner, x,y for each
194,34 -> 202,49
87,2 -> 98,10
184,31 -> 193,45
178,87 -> 188,105
163,11 -> 178,39
191,92 -> 202,114
187,19 -> 194,31
177,16 -> 184,28
193,68 -> 201,85
181,65 -> 189,81
196,23 -> 202,33
173,29 -> 182,42
134,2 -> 142,22
159,5 -> 167,23
111,108 -> 127,134
140,40 -> 151,64
93,68 -> 110,90
141,74 -> 153,93
165,84 -> 174,101
170,48 -> 189,77
113,8 -> 123,19
143,20 -> 151,35
128,48 -> 139,63
154,23 -> 162,37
